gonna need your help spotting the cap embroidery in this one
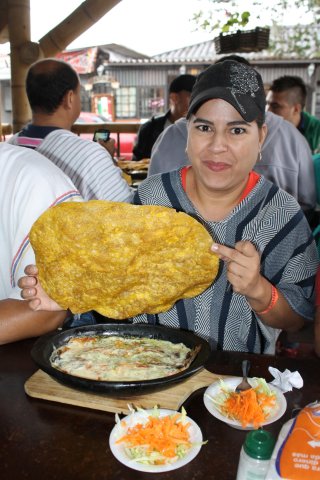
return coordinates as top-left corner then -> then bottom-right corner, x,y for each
228,63 -> 260,115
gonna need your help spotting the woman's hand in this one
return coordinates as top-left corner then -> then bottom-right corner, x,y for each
18,265 -> 64,312
211,240 -> 267,300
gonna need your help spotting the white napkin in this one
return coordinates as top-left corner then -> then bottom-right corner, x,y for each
268,366 -> 303,392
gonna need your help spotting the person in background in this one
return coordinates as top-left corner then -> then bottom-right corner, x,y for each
0,143 -> 82,345
20,61 -> 318,355
132,74 -> 196,160
8,58 -> 133,203
266,75 -> 320,154
149,59 -> 316,219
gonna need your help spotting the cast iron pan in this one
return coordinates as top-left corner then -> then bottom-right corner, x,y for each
31,323 -> 212,395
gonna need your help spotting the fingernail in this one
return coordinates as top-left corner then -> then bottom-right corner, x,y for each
211,243 -> 219,251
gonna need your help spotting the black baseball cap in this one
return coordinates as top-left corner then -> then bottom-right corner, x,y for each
169,74 -> 197,93
187,60 -> 266,122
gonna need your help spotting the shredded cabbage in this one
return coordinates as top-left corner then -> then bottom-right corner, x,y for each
206,377 -> 277,425
114,406 -> 206,466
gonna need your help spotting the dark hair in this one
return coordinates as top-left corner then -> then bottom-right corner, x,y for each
26,59 -> 79,114
269,75 -> 307,109
169,74 -> 197,93
215,55 -> 250,66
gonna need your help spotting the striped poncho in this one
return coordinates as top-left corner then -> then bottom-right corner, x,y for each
131,169 -> 318,354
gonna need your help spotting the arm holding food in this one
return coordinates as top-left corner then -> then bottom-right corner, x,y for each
2,214 -> 76,344
0,143 -> 84,345
19,265 -> 64,312
211,241 -> 306,332
0,299 -> 67,345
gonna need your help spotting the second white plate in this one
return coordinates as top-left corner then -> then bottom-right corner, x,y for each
203,377 -> 287,430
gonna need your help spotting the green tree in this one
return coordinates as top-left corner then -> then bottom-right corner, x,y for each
192,0 -> 320,57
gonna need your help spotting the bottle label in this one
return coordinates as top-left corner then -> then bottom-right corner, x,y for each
276,402 -> 320,479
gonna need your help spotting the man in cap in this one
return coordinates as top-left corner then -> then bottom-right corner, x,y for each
132,74 -> 196,160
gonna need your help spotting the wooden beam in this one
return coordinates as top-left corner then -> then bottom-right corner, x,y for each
4,0 -> 121,132
0,0 -> 8,44
39,0 -> 121,57
7,0 -> 32,132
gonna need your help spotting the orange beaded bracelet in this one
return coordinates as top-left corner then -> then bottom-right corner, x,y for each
255,285 -> 279,315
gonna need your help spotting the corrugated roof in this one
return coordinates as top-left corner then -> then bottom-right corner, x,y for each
54,40 -> 320,70
151,38 -> 320,64
99,43 -> 150,60
16,23 -> 320,75
56,44 -> 151,71
152,41 -> 216,63
52,23 -> 320,69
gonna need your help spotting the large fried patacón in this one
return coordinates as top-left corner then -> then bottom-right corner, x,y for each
29,201 -> 219,319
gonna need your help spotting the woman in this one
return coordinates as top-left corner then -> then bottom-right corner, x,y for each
20,61 -> 318,354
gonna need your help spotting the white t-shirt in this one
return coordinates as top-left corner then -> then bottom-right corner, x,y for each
0,143 -> 82,300
9,128 -> 134,203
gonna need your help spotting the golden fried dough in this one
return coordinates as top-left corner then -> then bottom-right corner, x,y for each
29,201 -> 219,318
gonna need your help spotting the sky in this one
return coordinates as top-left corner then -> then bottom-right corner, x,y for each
0,0 -> 216,56
0,0 -> 311,57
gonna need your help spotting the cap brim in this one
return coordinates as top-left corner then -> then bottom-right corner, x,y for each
187,87 -> 261,123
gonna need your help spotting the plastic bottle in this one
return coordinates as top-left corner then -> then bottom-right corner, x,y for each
266,419 -> 293,480
236,429 -> 276,480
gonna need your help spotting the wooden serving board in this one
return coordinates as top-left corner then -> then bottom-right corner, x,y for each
24,369 -> 226,414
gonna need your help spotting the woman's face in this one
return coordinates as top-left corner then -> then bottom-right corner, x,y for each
186,98 -> 267,195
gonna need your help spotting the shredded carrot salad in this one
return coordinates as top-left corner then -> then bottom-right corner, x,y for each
116,410 -> 194,465
220,386 -> 277,428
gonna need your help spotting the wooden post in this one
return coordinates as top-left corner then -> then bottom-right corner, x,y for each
6,0 -> 121,132
0,1 -> 9,43
7,0 -> 32,132
39,0 -> 121,57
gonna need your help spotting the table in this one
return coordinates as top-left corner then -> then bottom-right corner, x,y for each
117,159 -> 149,187
71,122 -> 141,157
1,338 -> 319,480
71,122 -> 141,136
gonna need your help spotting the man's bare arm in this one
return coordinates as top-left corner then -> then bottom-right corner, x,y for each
0,299 -> 67,345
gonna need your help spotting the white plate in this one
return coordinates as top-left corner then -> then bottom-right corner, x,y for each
109,408 -> 203,472
203,377 -> 287,430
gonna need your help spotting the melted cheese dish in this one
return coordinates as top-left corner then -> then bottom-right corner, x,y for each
50,336 -> 199,381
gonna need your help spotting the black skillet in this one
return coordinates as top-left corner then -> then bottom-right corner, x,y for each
31,323 -> 211,395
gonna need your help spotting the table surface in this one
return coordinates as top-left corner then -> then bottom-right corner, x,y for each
1,336 -> 319,480
71,121 -> 141,135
